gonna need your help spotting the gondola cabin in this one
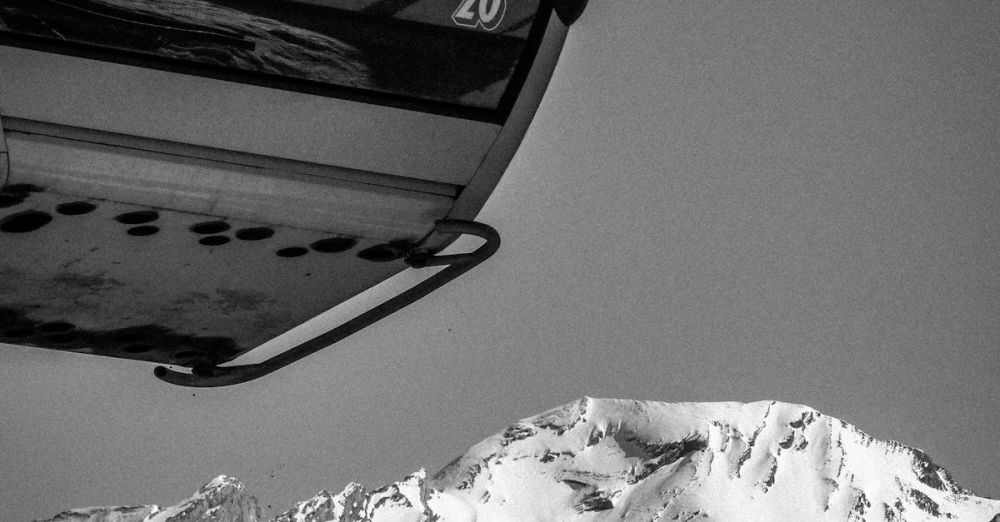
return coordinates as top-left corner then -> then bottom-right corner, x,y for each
0,0 -> 586,385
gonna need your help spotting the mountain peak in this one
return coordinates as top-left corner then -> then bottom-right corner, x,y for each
36,399 -> 999,521
430,398 -> 993,520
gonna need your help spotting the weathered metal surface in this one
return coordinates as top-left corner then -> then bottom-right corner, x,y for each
155,219 -> 500,386
0,185 -> 412,365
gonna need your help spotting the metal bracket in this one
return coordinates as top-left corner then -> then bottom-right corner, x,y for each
154,219 -> 500,387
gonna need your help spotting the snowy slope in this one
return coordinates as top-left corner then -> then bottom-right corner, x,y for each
36,399 -> 1000,521
427,398 -> 999,521
39,475 -> 260,522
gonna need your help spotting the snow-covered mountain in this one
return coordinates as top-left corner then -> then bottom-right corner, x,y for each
39,475 -> 261,522
37,398 -> 1000,521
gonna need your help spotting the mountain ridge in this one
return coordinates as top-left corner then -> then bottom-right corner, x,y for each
37,398 -> 1000,521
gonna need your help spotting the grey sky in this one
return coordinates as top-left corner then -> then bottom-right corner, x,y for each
2,1 -> 998,519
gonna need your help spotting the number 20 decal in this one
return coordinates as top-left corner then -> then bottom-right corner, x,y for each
452,0 -> 506,31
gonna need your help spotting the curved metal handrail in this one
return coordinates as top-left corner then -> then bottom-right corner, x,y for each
154,219 -> 500,387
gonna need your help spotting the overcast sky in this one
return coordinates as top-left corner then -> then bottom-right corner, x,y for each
2,1 -> 998,519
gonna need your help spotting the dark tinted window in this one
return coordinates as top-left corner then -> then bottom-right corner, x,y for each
0,0 -> 541,110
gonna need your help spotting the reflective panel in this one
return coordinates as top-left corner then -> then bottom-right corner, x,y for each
0,0 -> 542,110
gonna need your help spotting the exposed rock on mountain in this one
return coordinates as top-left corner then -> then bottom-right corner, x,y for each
37,399 -> 1000,521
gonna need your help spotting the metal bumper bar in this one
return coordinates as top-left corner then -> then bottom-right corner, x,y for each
154,219 -> 500,387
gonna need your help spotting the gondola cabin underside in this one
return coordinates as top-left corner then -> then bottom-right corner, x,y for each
0,0 -> 584,384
